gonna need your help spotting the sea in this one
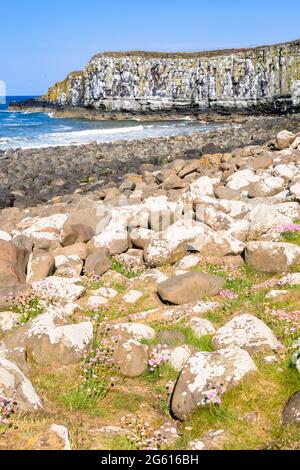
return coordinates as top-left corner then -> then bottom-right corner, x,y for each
0,96 -> 223,150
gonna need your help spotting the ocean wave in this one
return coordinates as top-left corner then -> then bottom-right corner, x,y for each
0,137 -> 20,144
45,125 -> 144,140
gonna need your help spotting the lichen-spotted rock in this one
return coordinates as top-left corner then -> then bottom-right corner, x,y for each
282,391 -> 300,426
171,348 -> 256,420
0,357 -> 43,412
212,314 -> 283,353
245,241 -> 300,273
113,339 -> 148,377
4,306 -> 93,366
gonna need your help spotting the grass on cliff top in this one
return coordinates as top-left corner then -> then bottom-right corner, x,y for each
91,39 -> 300,61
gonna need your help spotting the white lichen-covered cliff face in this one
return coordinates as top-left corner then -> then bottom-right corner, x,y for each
43,40 -> 300,113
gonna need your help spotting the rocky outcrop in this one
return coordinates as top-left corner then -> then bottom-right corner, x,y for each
171,348 -> 256,420
39,40 -> 300,114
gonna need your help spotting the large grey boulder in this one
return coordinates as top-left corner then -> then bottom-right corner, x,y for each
213,314 -> 283,353
226,170 -> 259,191
248,176 -> 285,198
144,238 -> 187,268
106,323 -> 156,342
171,348 -> 256,420
4,306 -> 93,366
0,356 -> 43,412
282,391 -> 300,426
157,272 -> 225,305
32,277 -> 85,302
149,210 -> 176,232
54,255 -> 83,277
247,203 -> 300,240
245,241 -> 300,273
144,221 -> 211,268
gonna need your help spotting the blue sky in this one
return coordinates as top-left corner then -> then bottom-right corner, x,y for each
1,0 -> 300,95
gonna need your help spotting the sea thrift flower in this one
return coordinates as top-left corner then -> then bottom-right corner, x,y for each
0,395 -> 15,426
265,307 -> 300,337
201,385 -> 226,406
252,279 -> 278,291
148,347 -> 171,373
120,413 -> 168,450
219,289 -> 238,300
277,223 -> 300,233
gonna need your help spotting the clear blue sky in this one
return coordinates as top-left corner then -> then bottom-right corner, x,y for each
1,0 -> 300,96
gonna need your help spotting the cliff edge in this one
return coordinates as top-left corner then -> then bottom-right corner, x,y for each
29,40 -> 300,114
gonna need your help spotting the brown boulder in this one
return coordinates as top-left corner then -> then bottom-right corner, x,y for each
245,241 -> 300,273
54,243 -> 88,261
27,250 -> 55,283
214,186 -> 241,200
276,130 -> 296,150
60,198 -> 111,247
0,241 -> 28,303
162,175 -> 184,191
84,248 -> 112,276
157,272 -> 225,305
113,339 -> 148,377
178,160 -> 202,178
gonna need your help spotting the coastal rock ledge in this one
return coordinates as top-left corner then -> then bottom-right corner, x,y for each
17,40 -> 300,114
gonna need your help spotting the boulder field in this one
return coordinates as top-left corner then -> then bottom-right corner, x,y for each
1,128 -> 300,450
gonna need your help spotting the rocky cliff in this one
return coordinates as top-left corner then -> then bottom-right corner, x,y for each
42,40 -> 300,114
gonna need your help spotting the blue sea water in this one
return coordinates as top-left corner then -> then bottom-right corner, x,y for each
0,96 -> 223,150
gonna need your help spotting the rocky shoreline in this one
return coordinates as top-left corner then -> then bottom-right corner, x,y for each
1,114 -> 300,208
1,118 -> 300,450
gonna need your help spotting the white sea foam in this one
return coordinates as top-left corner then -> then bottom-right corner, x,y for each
46,125 -> 144,140
0,109 -> 226,150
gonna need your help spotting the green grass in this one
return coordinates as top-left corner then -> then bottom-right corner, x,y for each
144,324 -> 214,352
112,259 -> 142,279
111,282 -> 127,293
107,435 -> 136,451
107,391 -> 144,413
59,380 -> 108,412
172,355 -> 300,450
282,231 -> 300,246
143,363 -> 179,384
281,219 -> 300,246
12,295 -> 44,324
84,278 -> 105,291
172,326 -> 214,352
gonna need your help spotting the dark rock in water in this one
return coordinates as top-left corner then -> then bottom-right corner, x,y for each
202,143 -> 223,154
0,191 -> 15,209
282,391 -> 300,426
